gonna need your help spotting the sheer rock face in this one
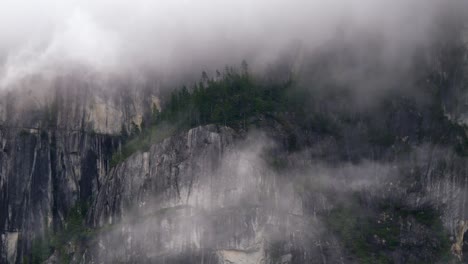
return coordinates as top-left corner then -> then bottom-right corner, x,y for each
3,102 -> 468,263
451,220 -> 468,260
0,74 -> 157,263
0,72 -> 154,134
0,127 -> 120,263
82,125 -> 338,263
81,123 -> 468,264
3,114 -> 468,263
89,125 -> 236,227
2,57 -> 468,263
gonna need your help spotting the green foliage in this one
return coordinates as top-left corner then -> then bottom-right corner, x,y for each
326,205 -> 390,263
30,202 -> 94,264
19,129 -> 31,137
110,63 -> 294,167
325,201 -> 450,264
157,63 -> 292,129
52,202 -> 96,263
30,231 -> 53,264
110,122 -> 176,167
110,60 -> 468,169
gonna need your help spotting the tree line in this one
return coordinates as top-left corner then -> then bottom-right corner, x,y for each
152,61 -> 294,129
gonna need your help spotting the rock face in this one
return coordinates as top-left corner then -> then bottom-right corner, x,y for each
3,104 -> 468,263
83,125 -> 327,263
0,128 -> 119,263
2,23 -> 468,263
61,118 -> 467,264
451,220 -> 468,260
0,72 -> 154,134
0,73 -> 158,263
2,88 -> 468,263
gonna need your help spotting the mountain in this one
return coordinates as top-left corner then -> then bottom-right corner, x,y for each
1,13 -> 468,264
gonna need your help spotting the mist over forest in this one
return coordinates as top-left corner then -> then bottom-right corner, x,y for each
1,1 -> 468,264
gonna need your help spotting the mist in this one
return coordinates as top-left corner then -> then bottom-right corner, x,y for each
3,1 -> 468,263
1,0 -> 466,90
85,126 -> 468,262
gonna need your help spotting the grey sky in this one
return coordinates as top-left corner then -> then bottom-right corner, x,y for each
0,0 -> 465,89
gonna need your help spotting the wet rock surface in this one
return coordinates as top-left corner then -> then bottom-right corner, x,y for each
0,73 -> 157,263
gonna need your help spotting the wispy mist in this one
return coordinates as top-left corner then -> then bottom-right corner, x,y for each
1,0 -> 466,90
85,126 -> 468,262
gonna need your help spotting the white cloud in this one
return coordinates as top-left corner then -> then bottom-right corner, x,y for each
0,0 -> 465,89
0,8 -> 120,88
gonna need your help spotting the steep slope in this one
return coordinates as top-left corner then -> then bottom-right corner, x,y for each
65,117 -> 468,263
75,124 -> 341,263
0,72 -> 157,263
2,17 -> 468,264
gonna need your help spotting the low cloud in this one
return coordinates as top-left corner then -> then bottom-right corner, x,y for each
0,0 -> 466,90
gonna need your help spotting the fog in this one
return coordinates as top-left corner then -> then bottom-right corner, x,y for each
1,0 -> 466,90
2,1 -> 468,262
86,128 -> 468,262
